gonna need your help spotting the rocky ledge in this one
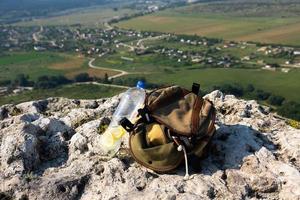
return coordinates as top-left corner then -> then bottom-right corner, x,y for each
0,91 -> 299,200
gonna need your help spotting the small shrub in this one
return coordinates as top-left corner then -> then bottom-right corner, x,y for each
0,80 -> 11,86
288,120 -> 300,129
23,172 -> 37,182
214,83 -> 244,97
14,74 -> 29,87
245,84 -> 255,93
268,95 -> 285,106
98,124 -> 108,134
74,73 -> 92,82
35,75 -> 71,89
277,101 -> 300,121
255,90 -> 271,100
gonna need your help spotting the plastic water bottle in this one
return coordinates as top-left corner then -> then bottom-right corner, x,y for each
99,81 -> 146,157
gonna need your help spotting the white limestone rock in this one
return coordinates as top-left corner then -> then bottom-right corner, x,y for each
0,91 -> 299,200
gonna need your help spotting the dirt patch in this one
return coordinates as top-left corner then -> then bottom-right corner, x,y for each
50,55 -> 86,70
234,22 -> 300,44
184,24 -> 228,35
144,16 -> 174,24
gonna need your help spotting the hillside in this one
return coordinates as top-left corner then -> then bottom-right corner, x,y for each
0,0 -> 122,24
0,91 -> 299,199
0,0 -> 113,13
117,0 -> 300,45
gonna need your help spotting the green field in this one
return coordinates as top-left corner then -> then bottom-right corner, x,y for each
2,48 -> 298,105
93,50 -> 188,73
0,84 -> 124,106
122,68 -> 300,103
15,7 -> 136,27
0,52 -> 66,81
0,52 -> 112,83
92,41 -> 300,103
117,2 -> 300,46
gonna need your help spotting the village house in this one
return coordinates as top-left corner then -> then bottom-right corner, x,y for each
190,41 -> 197,45
191,57 -> 203,63
34,46 -> 46,51
148,5 -> 159,12
285,60 -> 292,65
242,56 -> 251,61
263,63 -> 279,71
281,68 -> 290,73
257,46 -> 268,52
294,51 -> 300,55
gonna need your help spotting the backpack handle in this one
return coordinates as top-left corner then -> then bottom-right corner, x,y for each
192,83 -> 200,95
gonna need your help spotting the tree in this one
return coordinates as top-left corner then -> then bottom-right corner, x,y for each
278,102 -> 300,121
74,73 -> 91,82
104,73 -> 109,83
245,84 -> 255,93
267,63 -> 280,68
0,80 -> 11,86
35,75 -> 71,89
216,83 -> 244,97
52,75 -> 70,85
37,75 -> 49,82
255,90 -> 271,100
15,74 -> 29,86
268,95 -> 285,106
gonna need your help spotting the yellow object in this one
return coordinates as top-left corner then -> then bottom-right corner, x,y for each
102,126 -> 126,148
101,131 -> 115,148
146,124 -> 167,146
112,126 -> 126,140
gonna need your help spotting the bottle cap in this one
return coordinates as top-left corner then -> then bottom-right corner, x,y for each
136,81 -> 145,89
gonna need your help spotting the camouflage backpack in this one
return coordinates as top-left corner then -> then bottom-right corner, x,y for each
120,84 -> 216,178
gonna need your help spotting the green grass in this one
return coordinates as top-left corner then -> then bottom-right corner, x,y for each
0,52 -> 91,82
93,50 -> 191,72
0,52 -> 67,82
0,52 -> 64,66
180,1 -> 300,18
14,7 -> 136,27
93,40 -> 299,103
117,3 -> 300,46
126,68 -> 300,103
0,84 -> 125,106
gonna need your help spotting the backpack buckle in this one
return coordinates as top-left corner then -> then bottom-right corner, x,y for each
138,107 -> 152,123
192,83 -> 200,95
120,117 -> 134,132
